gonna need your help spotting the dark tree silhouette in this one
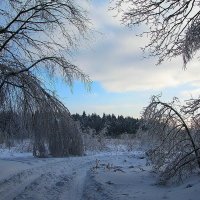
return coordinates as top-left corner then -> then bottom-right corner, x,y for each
72,112 -> 140,137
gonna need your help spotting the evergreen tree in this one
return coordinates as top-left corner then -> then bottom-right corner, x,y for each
72,112 -> 140,137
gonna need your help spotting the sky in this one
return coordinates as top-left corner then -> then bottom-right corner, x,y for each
54,0 -> 200,118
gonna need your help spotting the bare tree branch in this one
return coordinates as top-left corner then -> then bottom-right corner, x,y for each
113,0 -> 200,65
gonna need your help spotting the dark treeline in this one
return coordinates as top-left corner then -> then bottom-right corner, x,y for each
72,112 -> 140,137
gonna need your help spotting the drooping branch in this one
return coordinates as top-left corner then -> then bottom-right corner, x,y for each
151,99 -> 200,168
0,0 -> 91,157
140,95 -> 200,183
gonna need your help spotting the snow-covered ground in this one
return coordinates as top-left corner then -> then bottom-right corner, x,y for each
0,144 -> 200,200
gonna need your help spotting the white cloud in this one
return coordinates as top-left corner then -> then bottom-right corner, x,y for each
190,80 -> 200,87
73,1 -> 200,93
75,35 -> 200,92
180,88 -> 200,99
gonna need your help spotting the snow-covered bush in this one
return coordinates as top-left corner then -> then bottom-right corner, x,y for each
140,95 -> 200,184
82,128 -> 108,152
120,134 -> 137,151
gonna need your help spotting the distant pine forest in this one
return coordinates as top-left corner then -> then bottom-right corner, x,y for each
72,112 -> 140,137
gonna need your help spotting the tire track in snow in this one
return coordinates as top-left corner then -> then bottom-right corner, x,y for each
0,157 -> 95,200
0,154 -> 122,200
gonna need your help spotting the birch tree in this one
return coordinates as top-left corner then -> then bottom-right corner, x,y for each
0,0 -> 91,157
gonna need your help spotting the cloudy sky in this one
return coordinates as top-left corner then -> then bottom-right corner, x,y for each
55,0 -> 200,118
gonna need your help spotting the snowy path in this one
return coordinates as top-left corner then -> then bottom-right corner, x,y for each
0,156 -> 95,200
0,152 -> 200,200
0,153 -> 128,200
